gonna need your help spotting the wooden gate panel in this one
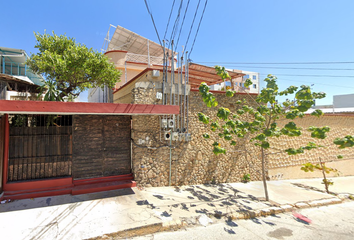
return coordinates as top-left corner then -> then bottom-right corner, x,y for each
72,115 -> 131,180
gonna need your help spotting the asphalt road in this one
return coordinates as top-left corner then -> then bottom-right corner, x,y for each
130,201 -> 354,240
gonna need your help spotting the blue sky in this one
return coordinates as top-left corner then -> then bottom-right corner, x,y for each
2,0 -> 354,105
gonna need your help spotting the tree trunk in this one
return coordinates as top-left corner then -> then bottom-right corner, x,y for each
261,147 -> 269,201
319,157 -> 329,194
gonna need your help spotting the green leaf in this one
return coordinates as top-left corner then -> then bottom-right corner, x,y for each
337,155 -> 343,159
334,135 -> 354,148
308,126 -> 330,139
261,141 -> 270,149
311,109 -> 324,118
224,135 -> 232,141
244,78 -> 253,88
213,146 -> 226,155
198,112 -> 210,124
203,133 -> 210,139
211,121 -> 220,131
217,107 -> 231,121
226,90 -> 235,97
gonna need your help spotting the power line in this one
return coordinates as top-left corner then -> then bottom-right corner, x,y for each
216,65 -> 354,71
175,0 -> 191,49
275,78 -> 354,89
258,73 -> 354,78
188,0 -> 208,58
168,0 -> 184,50
144,0 -> 163,46
164,0 -> 176,40
195,61 -> 354,65
184,0 -> 202,51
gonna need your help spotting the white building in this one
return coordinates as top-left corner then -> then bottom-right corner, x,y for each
209,70 -> 259,94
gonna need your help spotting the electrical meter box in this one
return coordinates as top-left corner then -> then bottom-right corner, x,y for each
172,132 -> 179,141
168,119 -> 175,128
161,119 -> 168,128
164,131 -> 171,140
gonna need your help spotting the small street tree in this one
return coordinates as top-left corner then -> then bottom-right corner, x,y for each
198,67 -> 329,201
27,32 -> 121,101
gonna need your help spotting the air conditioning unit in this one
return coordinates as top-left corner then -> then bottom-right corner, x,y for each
164,131 -> 171,140
161,119 -> 167,128
152,70 -> 160,77
168,119 -> 175,128
172,132 -> 179,141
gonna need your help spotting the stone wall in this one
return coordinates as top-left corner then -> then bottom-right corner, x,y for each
115,72 -> 354,186
267,115 -> 354,179
131,90 -> 262,187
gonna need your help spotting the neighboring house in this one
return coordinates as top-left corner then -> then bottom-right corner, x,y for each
0,47 -> 44,100
210,70 -> 260,94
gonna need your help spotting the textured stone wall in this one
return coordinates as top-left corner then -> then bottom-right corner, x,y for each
131,90 -> 262,187
267,115 -> 354,179
117,73 -> 354,186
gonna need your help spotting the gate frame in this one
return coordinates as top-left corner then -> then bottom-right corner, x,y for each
0,100 -> 179,200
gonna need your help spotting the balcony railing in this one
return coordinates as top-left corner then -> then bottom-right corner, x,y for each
126,53 -> 164,66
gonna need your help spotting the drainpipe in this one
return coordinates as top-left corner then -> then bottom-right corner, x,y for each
169,131 -> 172,186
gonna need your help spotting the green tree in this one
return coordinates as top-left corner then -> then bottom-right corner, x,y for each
27,31 -> 121,100
198,67 -> 328,201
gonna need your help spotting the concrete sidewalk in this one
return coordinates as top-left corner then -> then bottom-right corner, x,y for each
0,176 -> 353,240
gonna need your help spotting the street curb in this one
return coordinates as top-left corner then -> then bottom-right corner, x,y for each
88,197 -> 345,239
229,197 -> 344,220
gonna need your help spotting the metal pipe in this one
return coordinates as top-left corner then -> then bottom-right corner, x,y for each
183,51 -> 188,132
170,41 -> 174,105
179,46 -> 184,132
169,129 -> 172,186
162,40 -> 166,105
176,52 -> 180,131
186,57 -> 190,133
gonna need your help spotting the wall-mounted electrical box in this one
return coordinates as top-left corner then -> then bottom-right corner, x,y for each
172,132 -> 179,141
161,119 -> 167,128
152,70 -> 160,77
168,119 -> 174,128
156,92 -> 162,99
185,133 -> 192,141
164,131 -> 171,140
178,132 -> 185,141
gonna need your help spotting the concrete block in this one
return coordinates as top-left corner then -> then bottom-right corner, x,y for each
268,207 -> 284,214
295,202 -> 310,208
280,204 -> 294,212
260,209 -> 271,216
330,198 -> 342,204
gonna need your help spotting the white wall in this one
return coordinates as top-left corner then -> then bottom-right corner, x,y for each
334,93 -> 354,108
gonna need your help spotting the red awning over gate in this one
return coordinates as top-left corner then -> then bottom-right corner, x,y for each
0,100 -> 179,115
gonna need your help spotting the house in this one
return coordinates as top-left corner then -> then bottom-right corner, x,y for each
210,70 -> 260,94
0,47 -> 44,100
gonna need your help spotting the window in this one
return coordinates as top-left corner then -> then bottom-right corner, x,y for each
252,75 -> 257,80
243,74 -> 249,80
253,84 -> 257,89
